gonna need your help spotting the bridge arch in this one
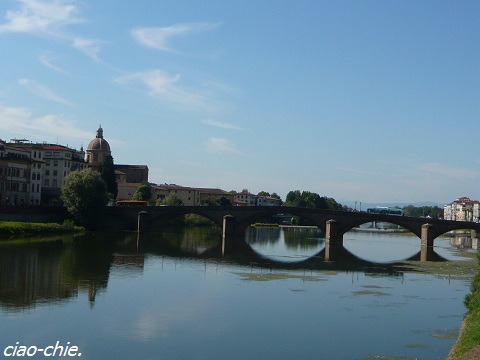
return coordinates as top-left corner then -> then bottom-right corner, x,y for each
105,206 -> 480,253
144,208 -> 223,231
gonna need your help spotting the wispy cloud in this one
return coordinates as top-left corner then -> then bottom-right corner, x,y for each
0,0 -> 81,35
131,22 -> 222,53
114,69 -> 219,112
18,78 -> 74,106
0,105 -> 90,143
0,2 -> 105,61
204,137 -> 243,155
38,52 -> 70,74
416,162 -> 480,180
73,37 -> 103,61
201,119 -> 242,130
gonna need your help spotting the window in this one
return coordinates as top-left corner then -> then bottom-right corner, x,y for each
45,170 -> 50,176
54,160 -> 58,166
44,179 -> 49,187
53,180 -> 57,187
53,170 -> 58,176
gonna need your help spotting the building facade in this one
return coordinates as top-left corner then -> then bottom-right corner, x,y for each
444,197 -> 480,222
233,189 -> 281,206
4,139 -> 87,205
41,144 -> 87,204
0,141 -> 33,206
153,184 -> 201,206
85,126 -> 149,187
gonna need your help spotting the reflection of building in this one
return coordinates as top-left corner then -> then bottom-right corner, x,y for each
444,197 -> 480,222
0,246 -> 77,310
448,230 -> 479,250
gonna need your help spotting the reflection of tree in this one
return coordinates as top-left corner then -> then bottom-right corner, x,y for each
282,227 -> 325,250
59,233 -> 114,306
245,227 -> 281,245
161,227 -> 221,254
0,240 -> 77,311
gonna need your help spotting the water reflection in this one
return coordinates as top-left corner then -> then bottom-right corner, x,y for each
0,228 -> 475,360
246,226 -> 325,262
445,230 -> 479,250
0,227 -> 474,313
0,233 -> 116,312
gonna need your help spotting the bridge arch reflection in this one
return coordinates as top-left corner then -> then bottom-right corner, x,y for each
136,227 -> 451,274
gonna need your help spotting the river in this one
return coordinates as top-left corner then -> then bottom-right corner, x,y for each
0,226 -> 477,360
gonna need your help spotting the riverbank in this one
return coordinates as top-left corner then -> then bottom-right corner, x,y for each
449,251 -> 480,359
0,220 -> 85,237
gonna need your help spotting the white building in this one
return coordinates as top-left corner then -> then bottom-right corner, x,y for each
234,189 -> 282,206
444,197 -> 480,222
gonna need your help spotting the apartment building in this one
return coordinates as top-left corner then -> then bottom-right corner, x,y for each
153,184 -> 201,206
444,197 -> 480,222
234,189 -> 281,206
234,189 -> 256,206
0,141 -> 33,206
41,144 -> 87,204
4,139 -> 87,205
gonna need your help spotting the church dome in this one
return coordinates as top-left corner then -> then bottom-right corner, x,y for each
87,126 -> 110,151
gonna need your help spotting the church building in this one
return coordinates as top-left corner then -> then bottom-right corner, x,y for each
86,126 -> 149,186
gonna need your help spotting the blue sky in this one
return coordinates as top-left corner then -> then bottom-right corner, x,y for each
0,0 -> 479,205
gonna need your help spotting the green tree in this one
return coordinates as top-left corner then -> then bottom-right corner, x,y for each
216,196 -> 232,206
100,155 -> 118,201
284,190 -> 343,210
403,205 -> 443,219
156,194 -> 183,206
61,168 -> 109,229
270,192 -> 281,200
133,182 -> 152,202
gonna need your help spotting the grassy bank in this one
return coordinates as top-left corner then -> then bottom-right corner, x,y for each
0,220 -> 85,237
450,251 -> 480,358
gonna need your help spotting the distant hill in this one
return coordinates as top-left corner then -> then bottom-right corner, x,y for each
340,200 -> 444,210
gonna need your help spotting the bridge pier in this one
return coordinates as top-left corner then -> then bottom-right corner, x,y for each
421,223 -> 434,248
325,220 -> 343,261
420,223 -> 435,262
222,215 -> 235,255
137,211 -> 149,233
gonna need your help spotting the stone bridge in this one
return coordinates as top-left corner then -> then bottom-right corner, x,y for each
106,205 -> 480,260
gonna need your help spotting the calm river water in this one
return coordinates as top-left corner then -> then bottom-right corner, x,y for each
0,226 -> 477,360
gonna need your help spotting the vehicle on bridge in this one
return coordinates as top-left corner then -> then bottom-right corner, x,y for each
366,206 -> 404,216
